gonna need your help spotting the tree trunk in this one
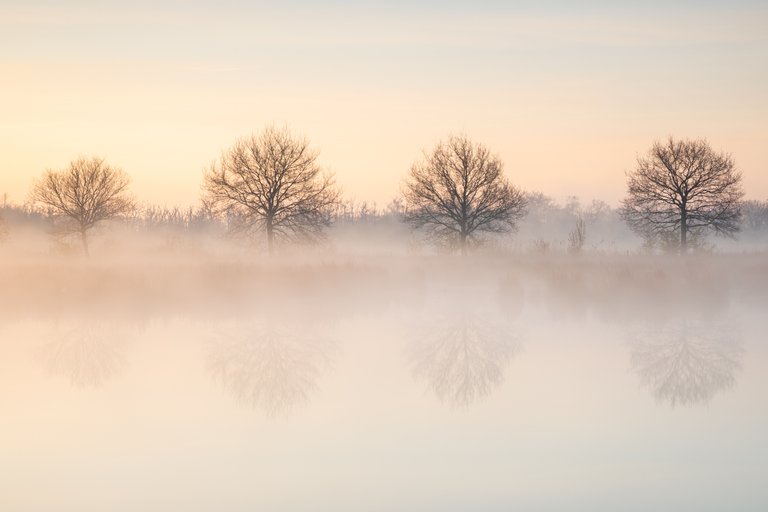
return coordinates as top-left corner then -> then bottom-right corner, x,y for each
266,217 -> 275,255
680,209 -> 688,254
80,228 -> 89,256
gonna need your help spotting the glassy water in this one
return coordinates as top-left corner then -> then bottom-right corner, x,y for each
1,256 -> 766,511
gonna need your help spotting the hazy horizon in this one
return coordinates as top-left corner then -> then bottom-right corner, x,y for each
2,0 -> 767,208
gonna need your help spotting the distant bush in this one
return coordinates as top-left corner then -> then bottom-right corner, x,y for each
0,214 -> 8,244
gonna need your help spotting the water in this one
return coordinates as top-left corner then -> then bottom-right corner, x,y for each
1,254 -> 766,511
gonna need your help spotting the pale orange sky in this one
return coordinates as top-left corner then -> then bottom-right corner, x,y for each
1,1 -> 767,208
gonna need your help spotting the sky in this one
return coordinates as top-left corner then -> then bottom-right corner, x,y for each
1,0 -> 767,208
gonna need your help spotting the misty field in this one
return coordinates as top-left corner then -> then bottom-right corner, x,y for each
2,247 -> 767,321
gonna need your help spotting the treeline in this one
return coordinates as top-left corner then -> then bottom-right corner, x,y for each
2,192 -> 768,254
2,128 -> 767,255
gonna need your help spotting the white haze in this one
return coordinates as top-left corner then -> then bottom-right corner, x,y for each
0,215 -> 767,511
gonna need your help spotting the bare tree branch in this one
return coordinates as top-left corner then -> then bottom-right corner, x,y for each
203,126 -> 341,253
402,135 -> 527,252
31,156 -> 135,254
620,137 -> 743,253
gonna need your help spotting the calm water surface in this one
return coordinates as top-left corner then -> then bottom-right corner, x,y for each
1,263 -> 766,511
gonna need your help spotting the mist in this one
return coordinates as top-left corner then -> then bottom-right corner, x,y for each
1,204 -> 767,511
3,0 -> 768,508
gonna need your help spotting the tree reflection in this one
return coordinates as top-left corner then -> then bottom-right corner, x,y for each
630,319 -> 742,407
410,313 -> 519,407
39,320 -> 129,388
207,322 -> 334,416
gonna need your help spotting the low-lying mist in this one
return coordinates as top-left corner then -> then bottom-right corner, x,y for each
2,206 -> 767,512
1,228 -> 764,406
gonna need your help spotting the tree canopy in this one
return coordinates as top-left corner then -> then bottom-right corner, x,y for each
403,135 -> 527,251
31,156 -> 134,254
203,126 -> 340,253
621,137 -> 743,252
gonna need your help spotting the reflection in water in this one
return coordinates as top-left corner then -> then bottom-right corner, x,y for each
207,322 -> 334,416
39,321 -> 129,388
630,319 -> 743,407
411,314 -> 519,407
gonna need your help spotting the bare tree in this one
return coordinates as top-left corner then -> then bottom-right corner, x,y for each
31,157 -> 134,254
203,126 -> 341,253
567,215 -> 586,254
741,199 -> 768,231
403,135 -> 526,252
620,137 -> 743,253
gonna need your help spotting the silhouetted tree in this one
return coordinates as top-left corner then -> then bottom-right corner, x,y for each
403,135 -> 526,252
203,126 -> 341,253
567,215 -> 586,254
741,199 -> 768,231
621,138 -> 743,252
31,157 -> 134,254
